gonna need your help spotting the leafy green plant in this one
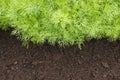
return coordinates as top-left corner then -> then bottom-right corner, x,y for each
0,0 -> 120,48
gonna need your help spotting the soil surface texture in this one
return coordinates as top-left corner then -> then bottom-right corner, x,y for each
0,29 -> 120,80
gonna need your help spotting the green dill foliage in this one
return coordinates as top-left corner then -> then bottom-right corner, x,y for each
0,0 -> 120,47
0,0 -> 11,30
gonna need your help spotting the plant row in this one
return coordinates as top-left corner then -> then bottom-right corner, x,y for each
0,0 -> 120,47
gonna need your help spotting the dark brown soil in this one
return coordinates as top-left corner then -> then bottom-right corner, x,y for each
0,29 -> 120,80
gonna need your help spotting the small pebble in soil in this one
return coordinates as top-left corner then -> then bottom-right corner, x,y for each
11,66 -> 15,70
118,58 -> 120,63
101,62 -> 109,68
14,61 -> 18,65
32,61 -> 38,65
91,70 -> 99,78
103,74 -> 107,78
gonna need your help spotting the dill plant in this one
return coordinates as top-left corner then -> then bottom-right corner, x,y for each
0,0 -> 120,47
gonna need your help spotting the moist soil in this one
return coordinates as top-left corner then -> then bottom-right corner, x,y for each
0,29 -> 120,80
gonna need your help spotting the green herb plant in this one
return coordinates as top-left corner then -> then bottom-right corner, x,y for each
0,0 -> 120,48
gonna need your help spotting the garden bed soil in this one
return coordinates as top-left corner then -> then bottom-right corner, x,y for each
0,29 -> 120,80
